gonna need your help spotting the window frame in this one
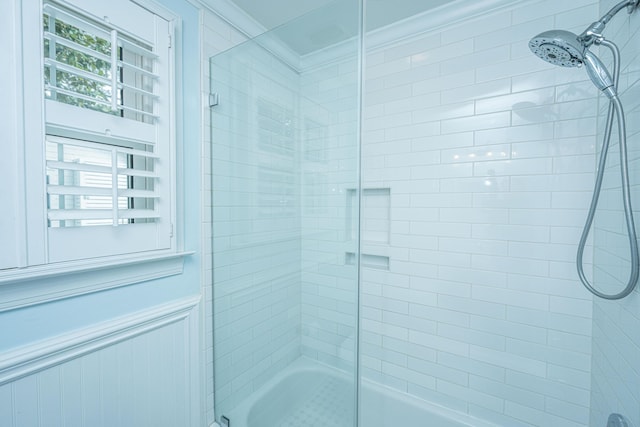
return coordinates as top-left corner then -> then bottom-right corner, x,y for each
0,0 -> 190,311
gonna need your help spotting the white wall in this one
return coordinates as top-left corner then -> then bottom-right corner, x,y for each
590,0 -> 640,425
360,1 -> 599,426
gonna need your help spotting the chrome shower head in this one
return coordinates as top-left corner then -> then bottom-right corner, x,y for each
528,30 -> 584,67
529,29 -> 617,99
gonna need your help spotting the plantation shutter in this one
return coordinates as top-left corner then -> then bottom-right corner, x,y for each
45,136 -> 160,227
42,0 -> 174,262
43,0 -> 160,143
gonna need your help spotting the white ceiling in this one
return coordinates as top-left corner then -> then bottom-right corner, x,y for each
228,0 -> 334,30
222,0 -> 452,55
229,0 -> 451,30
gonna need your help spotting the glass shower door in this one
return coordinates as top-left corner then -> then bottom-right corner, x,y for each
209,1 -> 362,425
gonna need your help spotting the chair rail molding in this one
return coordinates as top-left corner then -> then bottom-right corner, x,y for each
0,295 -> 201,386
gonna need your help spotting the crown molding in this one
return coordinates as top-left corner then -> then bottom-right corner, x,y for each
199,0 -> 536,73
197,0 -> 302,71
366,0 -> 534,53
299,0 -> 535,73
196,0 -> 266,38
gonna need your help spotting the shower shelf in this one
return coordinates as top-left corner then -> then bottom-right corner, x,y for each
345,252 -> 390,270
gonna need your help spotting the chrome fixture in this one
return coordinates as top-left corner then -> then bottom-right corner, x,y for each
607,413 -> 629,427
579,0 -> 640,47
528,30 -> 616,99
529,0 -> 640,299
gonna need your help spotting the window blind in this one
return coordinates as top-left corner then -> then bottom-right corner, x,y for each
43,1 -> 159,126
42,0 -> 168,230
46,135 -> 160,227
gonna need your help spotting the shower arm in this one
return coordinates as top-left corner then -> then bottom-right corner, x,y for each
579,0 -> 640,46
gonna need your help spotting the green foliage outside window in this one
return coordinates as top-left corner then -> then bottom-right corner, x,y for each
44,12 -> 119,115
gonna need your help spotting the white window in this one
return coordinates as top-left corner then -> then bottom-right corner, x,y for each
0,0 -> 181,303
41,0 -> 174,262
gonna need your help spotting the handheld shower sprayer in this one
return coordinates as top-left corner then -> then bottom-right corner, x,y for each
528,0 -> 640,299
582,49 -> 616,99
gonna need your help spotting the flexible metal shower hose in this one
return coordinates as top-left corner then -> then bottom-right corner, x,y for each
576,39 -> 639,299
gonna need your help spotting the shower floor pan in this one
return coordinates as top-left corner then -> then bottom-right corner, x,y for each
219,357 -> 499,427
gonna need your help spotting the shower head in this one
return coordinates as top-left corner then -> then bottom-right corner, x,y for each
528,30 -> 584,67
529,29 -> 617,99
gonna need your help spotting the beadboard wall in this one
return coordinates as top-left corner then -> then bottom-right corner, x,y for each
0,297 -> 200,427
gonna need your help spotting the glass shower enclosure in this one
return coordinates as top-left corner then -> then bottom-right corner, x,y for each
210,1 -> 362,425
210,0 -> 640,425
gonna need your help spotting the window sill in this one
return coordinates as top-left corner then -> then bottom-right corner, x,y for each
0,251 -> 194,313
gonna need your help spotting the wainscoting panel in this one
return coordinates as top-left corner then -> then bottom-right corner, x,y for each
0,296 -> 200,427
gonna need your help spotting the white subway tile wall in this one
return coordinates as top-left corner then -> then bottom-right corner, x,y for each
361,1 -> 599,426
590,0 -> 640,425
